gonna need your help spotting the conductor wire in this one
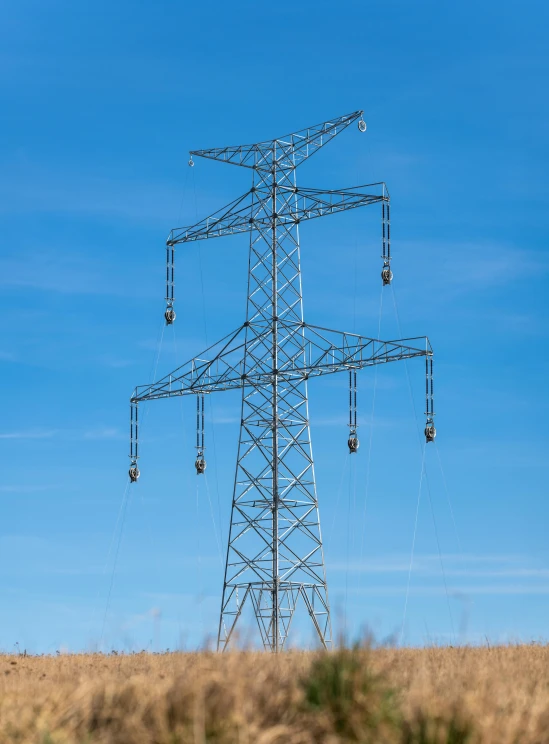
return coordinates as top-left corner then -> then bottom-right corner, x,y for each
358,285 -> 384,591
99,314 -> 166,645
400,443 -> 426,645
435,442 -> 462,555
344,455 -> 355,638
391,283 -> 456,644
327,452 -> 350,549
100,480 -> 132,646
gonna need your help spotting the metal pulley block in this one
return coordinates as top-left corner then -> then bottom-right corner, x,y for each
195,454 -> 207,475
348,435 -> 360,454
129,462 -> 140,482
165,306 -> 176,325
381,264 -> 393,286
424,424 -> 436,443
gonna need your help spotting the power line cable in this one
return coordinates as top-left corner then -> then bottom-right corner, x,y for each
390,283 -> 456,644
435,442 -> 463,555
400,443 -> 425,645
358,286 -> 384,591
100,482 -> 132,646
204,473 -> 224,568
327,452 -> 350,549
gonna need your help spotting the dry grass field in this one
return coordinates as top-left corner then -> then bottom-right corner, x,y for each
1,644 -> 549,743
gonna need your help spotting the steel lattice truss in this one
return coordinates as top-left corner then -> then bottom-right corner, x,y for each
129,109 -> 435,652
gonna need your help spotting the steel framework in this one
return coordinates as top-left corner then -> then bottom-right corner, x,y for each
129,110 -> 435,652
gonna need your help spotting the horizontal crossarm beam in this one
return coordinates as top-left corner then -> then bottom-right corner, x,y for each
167,183 -> 388,246
189,110 -> 363,172
131,323 -> 431,403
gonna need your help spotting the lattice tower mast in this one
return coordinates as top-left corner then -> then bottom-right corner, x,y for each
129,110 -> 436,652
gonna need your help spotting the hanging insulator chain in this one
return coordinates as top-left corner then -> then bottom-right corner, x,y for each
424,355 -> 436,443
381,200 -> 393,286
348,368 -> 359,454
387,203 -> 391,260
129,401 -> 140,482
353,369 -> 357,430
195,393 -> 207,475
164,243 -> 176,325
382,203 -> 386,260
349,372 -> 352,429
202,393 -> 205,451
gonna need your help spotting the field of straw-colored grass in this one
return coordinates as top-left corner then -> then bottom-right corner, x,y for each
1,644 -> 549,743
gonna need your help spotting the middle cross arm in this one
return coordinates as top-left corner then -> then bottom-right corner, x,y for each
131,323 -> 431,403
168,183 -> 389,246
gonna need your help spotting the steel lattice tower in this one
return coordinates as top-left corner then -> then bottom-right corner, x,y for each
129,110 -> 436,652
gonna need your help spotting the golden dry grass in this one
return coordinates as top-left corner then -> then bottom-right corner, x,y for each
0,644 -> 549,743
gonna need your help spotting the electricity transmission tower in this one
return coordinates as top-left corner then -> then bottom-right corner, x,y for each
128,110 -> 436,652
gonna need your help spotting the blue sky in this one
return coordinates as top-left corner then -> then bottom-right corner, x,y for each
0,0 -> 548,652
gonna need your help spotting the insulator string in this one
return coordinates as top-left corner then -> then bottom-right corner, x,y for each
130,404 -> 133,460
348,369 -> 358,432
196,395 -> 200,450
382,202 -> 386,259
387,203 -> 391,259
201,394 -> 205,450
349,370 -> 352,429
430,359 -> 434,415
426,357 -> 429,414
170,248 -> 175,301
353,370 -> 357,429
129,402 -> 139,462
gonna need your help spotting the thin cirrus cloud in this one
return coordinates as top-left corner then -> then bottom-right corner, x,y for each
0,428 -> 58,440
0,252 -> 127,297
327,552 -> 549,579
346,584 -> 549,597
0,427 -> 122,441
0,484 -> 59,494
401,240 -> 548,291
82,427 -> 122,440
0,162 -> 182,224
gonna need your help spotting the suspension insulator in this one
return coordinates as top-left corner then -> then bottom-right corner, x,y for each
195,454 -> 207,475
129,463 -> 140,482
164,306 -> 176,325
424,425 -> 436,443
348,435 -> 360,454
358,118 -> 367,133
381,265 -> 393,286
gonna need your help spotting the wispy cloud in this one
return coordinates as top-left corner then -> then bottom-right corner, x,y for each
314,413 -> 395,428
211,415 -> 240,425
0,251 -> 119,296
0,162 -> 182,224
327,552 -> 549,580
0,484 -> 59,493
346,584 -> 549,597
0,429 -> 58,440
402,240 -> 549,292
82,427 -> 122,440
0,427 -> 122,441
98,356 -> 135,369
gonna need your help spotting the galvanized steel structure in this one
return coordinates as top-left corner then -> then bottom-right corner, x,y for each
129,110 -> 435,652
